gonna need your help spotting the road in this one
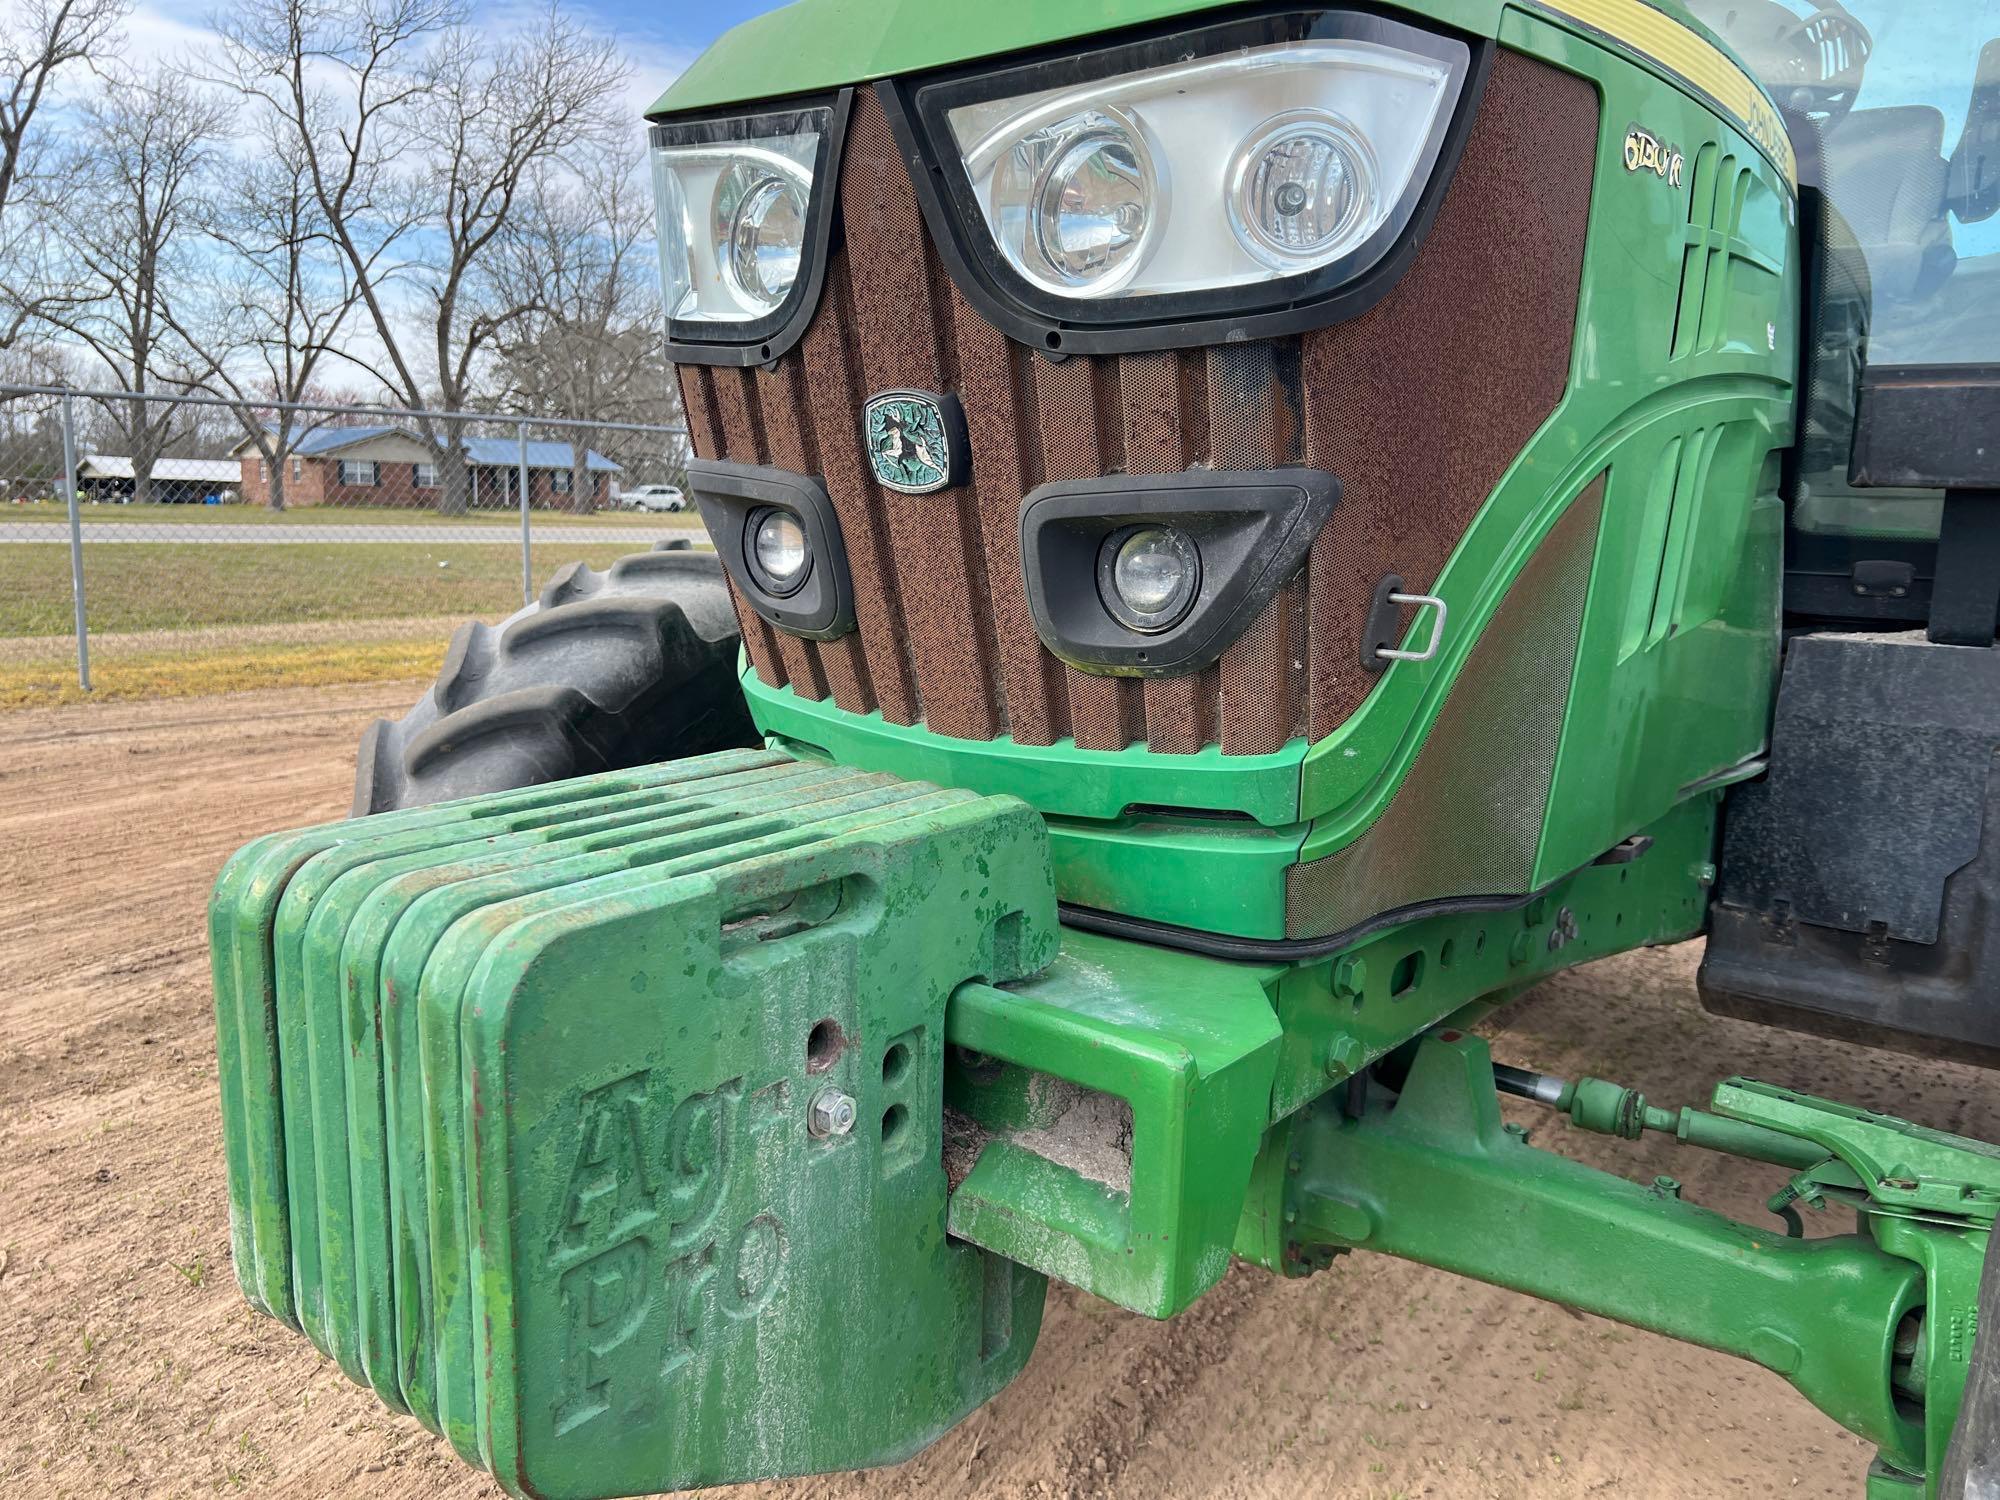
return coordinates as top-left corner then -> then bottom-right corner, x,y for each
0,521 -> 707,544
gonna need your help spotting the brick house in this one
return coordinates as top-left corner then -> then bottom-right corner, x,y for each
231,425 -> 620,510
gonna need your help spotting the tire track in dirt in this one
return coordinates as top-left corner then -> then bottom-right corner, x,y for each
2,683 -> 1992,1498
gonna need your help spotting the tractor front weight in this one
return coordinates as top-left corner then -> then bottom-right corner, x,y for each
1268,1031 -> 1999,1498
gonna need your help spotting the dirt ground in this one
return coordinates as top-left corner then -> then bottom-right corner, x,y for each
3,683 -> 1996,1499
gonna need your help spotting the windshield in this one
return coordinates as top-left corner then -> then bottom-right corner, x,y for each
1681,1 -> 2000,536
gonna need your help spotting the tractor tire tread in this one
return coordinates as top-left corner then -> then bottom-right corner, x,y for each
352,546 -> 757,815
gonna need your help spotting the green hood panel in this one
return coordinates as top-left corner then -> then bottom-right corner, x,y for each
650,0 -> 1511,116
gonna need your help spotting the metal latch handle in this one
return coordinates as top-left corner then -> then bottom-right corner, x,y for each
1375,591 -> 1448,663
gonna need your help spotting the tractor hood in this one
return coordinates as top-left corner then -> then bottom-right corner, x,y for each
647,0 -> 1520,116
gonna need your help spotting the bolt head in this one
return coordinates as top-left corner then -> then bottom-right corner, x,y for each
808,1087 -> 857,1138
1325,1035 -> 1364,1079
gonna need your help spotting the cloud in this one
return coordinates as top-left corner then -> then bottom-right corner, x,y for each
617,36 -> 701,122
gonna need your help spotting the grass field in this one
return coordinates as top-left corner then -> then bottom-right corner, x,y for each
0,537 -> 698,705
0,634 -> 445,706
0,539 -> 663,637
1,500 -> 702,527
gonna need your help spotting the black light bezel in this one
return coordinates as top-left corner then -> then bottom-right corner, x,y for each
651,89 -> 852,368
878,8 -> 1489,357
1021,467 -> 1339,675
686,459 -> 856,639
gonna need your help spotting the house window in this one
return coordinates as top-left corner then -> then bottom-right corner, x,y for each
413,462 -> 438,489
291,457 -> 302,479
552,469 -> 572,494
338,460 -> 380,487
258,460 -> 268,482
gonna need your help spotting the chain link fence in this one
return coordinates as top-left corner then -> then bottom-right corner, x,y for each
0,383 -> 704,705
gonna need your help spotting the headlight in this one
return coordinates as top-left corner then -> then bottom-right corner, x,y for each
1020,468 -> 1338,677
686,460 -> 857,641
748,506 -> 810,595
718,163 -> 808,311
1228,112 -> 1375,272
885,12 -> 1474,350
994,109 -> 1160,294
649,95 -> 848,365
1101,526 -> 1199,631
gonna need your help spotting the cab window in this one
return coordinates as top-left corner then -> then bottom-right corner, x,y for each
1682,2 -> 2000,542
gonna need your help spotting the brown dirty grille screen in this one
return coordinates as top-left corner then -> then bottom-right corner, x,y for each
1284,477 -> 1606,939
678,52 -> 1599,757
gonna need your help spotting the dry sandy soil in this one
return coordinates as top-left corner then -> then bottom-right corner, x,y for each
3,682 -> 1996,1499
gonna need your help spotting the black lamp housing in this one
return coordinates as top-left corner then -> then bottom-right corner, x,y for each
686,458 -> 857,640
650,91 -> 852,368
878,9 -> 1484,357
1019,468 -> 1339,675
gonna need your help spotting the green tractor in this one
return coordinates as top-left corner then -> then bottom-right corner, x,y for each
212,0 -> 2000,1493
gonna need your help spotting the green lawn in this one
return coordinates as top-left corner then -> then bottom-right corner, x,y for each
0,540 -> 665,637
0,500 -> 702,528
0,635 -> 447,707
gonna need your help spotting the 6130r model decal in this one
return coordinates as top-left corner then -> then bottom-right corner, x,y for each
1623,123 -> 1685,186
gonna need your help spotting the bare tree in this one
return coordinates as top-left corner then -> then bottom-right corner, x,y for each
41,65 -> 230,502
175,123 -> 363,509
484,152 -> 679,511
213,0 -> 627,513
0,0 -> 127,347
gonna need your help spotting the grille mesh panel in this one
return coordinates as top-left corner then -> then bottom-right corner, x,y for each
678,54 -> 1597,761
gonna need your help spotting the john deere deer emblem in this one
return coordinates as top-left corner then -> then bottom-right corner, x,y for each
863,389 -> 966,495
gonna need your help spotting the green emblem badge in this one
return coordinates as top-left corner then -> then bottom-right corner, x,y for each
863,389 -> 966,495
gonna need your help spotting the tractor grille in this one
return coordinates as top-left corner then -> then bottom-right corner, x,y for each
679,51 -> 1599,756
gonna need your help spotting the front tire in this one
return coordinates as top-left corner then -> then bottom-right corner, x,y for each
353,545 -> 757,814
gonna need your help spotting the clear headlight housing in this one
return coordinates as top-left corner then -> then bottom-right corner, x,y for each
917,13 -> 1471,311
649,101 -> 838,351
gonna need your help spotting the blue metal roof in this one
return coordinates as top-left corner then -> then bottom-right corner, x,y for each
261,424 -> 621,471
462,436 -> 621,472
288,424 -> 400,454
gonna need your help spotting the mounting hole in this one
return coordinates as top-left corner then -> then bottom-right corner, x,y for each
1474,929 -> 1487,956
882,1043 -> 911,1085
1438,938 -> 1456,970
806,1018 -> 845,1074
1390,950 -> 1424,998
1045,330 -> 1062,349
882,1104 -> 908,1146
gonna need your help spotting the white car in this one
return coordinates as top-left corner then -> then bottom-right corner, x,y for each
621,484 -> 689,512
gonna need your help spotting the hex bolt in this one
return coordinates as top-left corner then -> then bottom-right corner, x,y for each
1325,1035 -> 1364,1080
808,1087 -> 857,1139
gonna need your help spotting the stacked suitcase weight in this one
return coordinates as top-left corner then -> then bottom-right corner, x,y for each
210,748 -> 1058,1497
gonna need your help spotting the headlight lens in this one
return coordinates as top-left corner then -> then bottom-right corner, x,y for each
719,165 -> 808,311
991,109 -> 1160,294
650,106 -> 829,330
1100,525 -> 1200,632
1229,112 -> 1376,271
932,16 -> 1469,305
748,507 -> 810,595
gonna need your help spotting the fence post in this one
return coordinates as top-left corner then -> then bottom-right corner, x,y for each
516,420 -> 533,608
60,392 -> 91,693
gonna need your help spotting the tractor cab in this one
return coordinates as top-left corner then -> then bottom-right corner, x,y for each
1683,0 -> 2000,623
1687,2 -> 2000,1062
